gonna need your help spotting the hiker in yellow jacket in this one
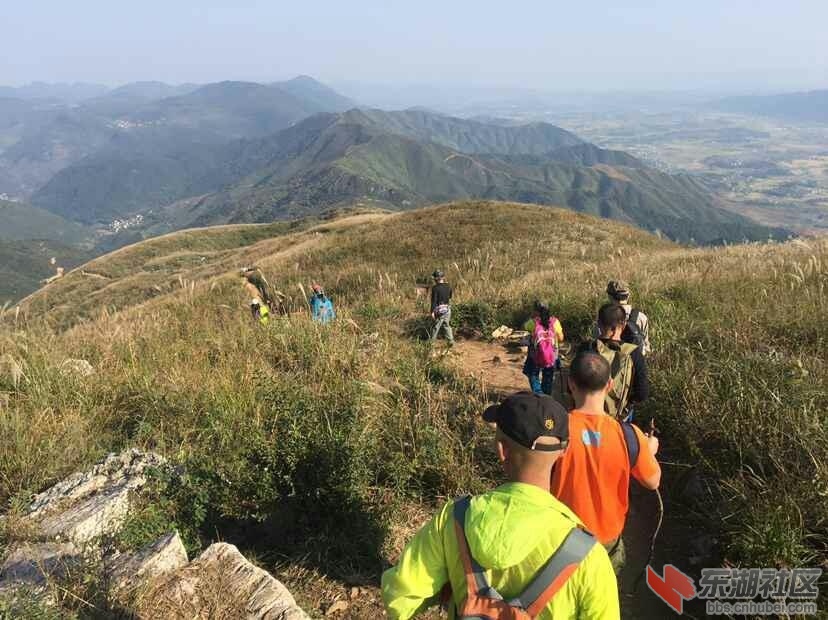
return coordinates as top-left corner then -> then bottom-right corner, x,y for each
250,298 -> 270,325
382,392 -> 619,619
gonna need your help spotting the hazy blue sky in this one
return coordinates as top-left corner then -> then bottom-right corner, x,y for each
3,0 -> 827,93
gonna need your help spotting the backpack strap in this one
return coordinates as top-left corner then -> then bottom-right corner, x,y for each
619,342 -> 638,355
608,346 -> 622,379
510,527 -> 596,616
452,496 -> 504,602
620,422 -> 640,468
628,308 -> 639,324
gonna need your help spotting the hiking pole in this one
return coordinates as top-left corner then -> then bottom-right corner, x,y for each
633,418 -> 665,592
634,490 -> 664,591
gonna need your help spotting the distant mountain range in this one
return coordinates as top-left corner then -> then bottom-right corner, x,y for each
24,104 -> 581,224
0,76 -> 356,200
82,82 -> 201,116
714,89 -> 828,123
132,109 -> 782,245
0,82 -> 109,103
26,104 -> 784,245
0,76 -> 794,304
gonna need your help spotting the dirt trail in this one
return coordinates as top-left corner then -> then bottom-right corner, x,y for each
448,337 -> 675,619
449,339 -> 529,398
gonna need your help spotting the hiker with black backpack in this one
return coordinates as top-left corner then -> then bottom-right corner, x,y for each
581,302 -> 649,419
429,270 -> 454,346
601,280 -> 651,355
382,392 -> 619,619
551,352 -> 661,575
522,302 -> 564,395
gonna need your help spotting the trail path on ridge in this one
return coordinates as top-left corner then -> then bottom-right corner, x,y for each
447,338 -> 684,619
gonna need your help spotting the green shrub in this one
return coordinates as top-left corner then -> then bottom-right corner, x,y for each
452,300 -> 495,335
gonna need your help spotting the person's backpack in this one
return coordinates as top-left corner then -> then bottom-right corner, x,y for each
532,319 -> 558,368
246,271 -> 274,308
594,339 -> 638,418
451,496 -> 595,619
320,297 -> 335,323
312,295 -> 335,324
621,308 -> 645,350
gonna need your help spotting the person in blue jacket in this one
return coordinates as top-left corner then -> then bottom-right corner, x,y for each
310,283 -> 336,324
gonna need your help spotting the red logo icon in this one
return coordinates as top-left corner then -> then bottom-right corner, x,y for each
646,564 -> 697,614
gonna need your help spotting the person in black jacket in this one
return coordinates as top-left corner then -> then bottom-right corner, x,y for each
429,270 -> 454,345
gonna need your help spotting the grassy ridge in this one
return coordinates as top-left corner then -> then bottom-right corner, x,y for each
2,202 -> 825,615
13,213 -> 385,327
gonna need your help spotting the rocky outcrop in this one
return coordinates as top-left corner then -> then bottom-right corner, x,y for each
23,449 -> 165,543
0,449 -> 165,604
106,532 -> 189,602
140,543 -> 310,620
0,450 -> 311,619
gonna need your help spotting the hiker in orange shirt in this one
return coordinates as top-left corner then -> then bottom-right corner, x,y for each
551,351 -> 661,573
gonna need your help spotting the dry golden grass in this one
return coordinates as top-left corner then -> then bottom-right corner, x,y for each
1,201 -> 826,616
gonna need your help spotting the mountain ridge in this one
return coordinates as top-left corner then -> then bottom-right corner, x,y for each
140,110 -> 784,244
1,76 -> 355,202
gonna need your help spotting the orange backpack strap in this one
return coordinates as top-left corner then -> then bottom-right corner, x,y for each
512,527 -> 596,616
452,496 -> 505,603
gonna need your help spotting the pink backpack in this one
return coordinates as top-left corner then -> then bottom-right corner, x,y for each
533,319 -> 558,368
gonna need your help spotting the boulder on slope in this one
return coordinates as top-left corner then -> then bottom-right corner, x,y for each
139,542 -> 309,619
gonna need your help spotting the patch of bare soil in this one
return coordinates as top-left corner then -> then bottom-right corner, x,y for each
448,338 -> 529,397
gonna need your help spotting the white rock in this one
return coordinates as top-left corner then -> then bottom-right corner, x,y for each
36,484 -> 136,543
106,532 -> 188,600
59,358 -> 95,378
491,325 -> 514,339
142,542 -> 309,619
24,449 -> 165,543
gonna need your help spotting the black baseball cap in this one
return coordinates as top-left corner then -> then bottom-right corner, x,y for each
482,392 -> 569,452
